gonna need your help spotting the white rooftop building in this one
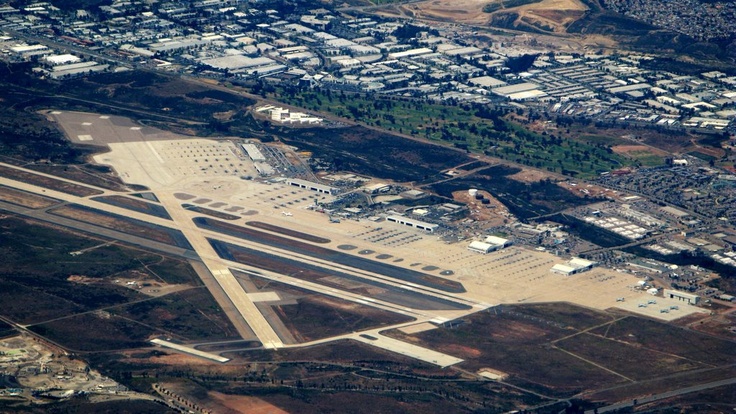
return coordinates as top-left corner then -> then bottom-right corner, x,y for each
43,54 -> 81,66
551,257 -> 597,275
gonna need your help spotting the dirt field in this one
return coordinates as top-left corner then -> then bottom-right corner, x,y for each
512,0 -> 587,33
452,190 -> 510,227
507,168 -> 552,183
380,0 -> 587,33
208,392 -> 288,414
611,144 -> 668,166
391,0 -> 491,24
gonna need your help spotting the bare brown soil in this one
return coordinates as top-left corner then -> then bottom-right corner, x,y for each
207,392 -> 288,414
452,190 -> 509,226
381,0 -> 587,33
507,168 -> 552,183
611,144 -> 667,155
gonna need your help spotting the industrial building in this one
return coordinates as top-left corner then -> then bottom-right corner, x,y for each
253,163 -> 274,176
35,61 -> 109,79
551,257 -> 597,275
664,289 -> 700,305
467,241 -> 495,254
485,236 -> 511,248
386,216 -> 438,232
363,183 -> 390,194
242,143 -> 266,162
467,236 -> 512,254
285,178 -> 337,195
400,189 -> 426,199
491,82 -> 548,101
255,105 -> 322,124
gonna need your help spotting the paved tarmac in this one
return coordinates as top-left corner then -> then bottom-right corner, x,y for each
350,331 -> 464,368
1,111 -> 714,372
156,191 -> 284,349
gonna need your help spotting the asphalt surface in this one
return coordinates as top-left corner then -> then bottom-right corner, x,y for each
585,377 -> 736,413
210,239 -> 470,311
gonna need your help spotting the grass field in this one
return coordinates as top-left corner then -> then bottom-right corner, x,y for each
633,383 -> 736,413
92,195 -> 172,220
48,204 -> 191,248
267,87 -> 629,178
0,164 -> 103,197
27,164 -> 130,192
145,258 -> 204,286
584,365 -> 736,404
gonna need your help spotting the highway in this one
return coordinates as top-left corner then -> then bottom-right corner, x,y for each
585,377 -> 736,413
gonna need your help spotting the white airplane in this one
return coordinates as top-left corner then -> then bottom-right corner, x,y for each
282,211 -> 293,216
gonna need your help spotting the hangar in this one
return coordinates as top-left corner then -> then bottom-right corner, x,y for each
551,257 -> 596,275
664,289 -> 700,305
386,216 -> 438,232
285,178 -> 338,195
468,236 -> 511,254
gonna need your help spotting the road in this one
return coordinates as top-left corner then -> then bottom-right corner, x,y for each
577,232 -> 671,255
585,377 -> 736,413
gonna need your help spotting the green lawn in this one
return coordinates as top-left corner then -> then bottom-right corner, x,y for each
268,87 -> 630,178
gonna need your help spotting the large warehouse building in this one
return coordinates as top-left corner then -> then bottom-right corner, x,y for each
386,216 -> 438,232
467,236 -> 511,254
664,289 -> 700,305
551,257 -> 597,275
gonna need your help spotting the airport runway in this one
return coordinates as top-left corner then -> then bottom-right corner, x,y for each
155,191 -> 285,349
0,170 -> 479,347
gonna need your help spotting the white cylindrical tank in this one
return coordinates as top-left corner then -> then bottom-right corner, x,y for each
468,189 -> 478,197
